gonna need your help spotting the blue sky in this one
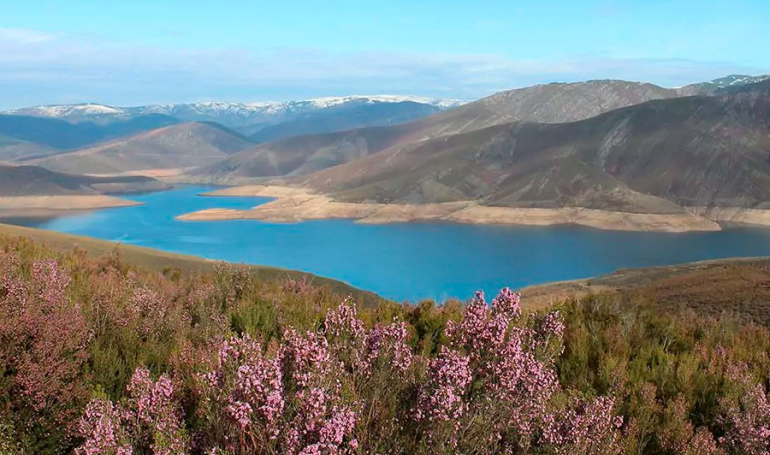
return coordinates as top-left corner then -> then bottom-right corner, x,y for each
1,0 -> 769,109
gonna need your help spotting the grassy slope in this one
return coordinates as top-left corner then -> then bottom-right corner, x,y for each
0,223 -> 383,307
523,257 -> 770,324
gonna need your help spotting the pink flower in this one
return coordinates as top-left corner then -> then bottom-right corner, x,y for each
415,347 -> 472,422
542,396 -> 624,455
720,383 -> 770,455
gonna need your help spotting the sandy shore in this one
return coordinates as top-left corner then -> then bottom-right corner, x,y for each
172,185 -> 749,232
687,207 -> 770,226
0,195 -> 140,216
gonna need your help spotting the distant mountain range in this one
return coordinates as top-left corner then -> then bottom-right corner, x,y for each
2,95 -> 464,134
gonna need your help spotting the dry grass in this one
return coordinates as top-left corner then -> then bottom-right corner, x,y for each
524,257 -> 770,324
0,222 -> 384,307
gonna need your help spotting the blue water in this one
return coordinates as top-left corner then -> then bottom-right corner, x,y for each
11,185 -> 770,302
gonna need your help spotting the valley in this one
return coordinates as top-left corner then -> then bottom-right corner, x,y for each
3,74 -> 770,298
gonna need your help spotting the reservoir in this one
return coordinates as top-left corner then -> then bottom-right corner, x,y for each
10,185 -> 770,302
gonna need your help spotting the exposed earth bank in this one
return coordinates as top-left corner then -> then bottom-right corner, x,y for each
173,185 -> 770,233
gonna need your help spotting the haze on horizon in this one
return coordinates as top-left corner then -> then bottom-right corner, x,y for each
1,0 -> 769,110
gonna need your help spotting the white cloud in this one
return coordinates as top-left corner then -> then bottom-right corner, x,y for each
0,27 -> 56,44
0,28 -> 767,109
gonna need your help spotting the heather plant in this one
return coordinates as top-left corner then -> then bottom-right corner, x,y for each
4,235 -> 770,454
414,289 -> 571,454
541,395 -> 624,455
0,255 -> 92,453
719,379 -> 770,455
659,396 -> 722,455
77,367 -> 189,455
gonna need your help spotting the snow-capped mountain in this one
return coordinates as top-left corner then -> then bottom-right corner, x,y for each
706,74 -> 770,88
4,103 -> 134,125
3,96 -> 466,129
677,74 -> 770,96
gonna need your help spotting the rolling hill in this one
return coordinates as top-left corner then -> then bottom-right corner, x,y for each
187,80 -> 686,183
186,122 -> 427,183
300,81 -> 770,214
0,134 -> 57,162
0,164 -> 170,196
29,122 -> 254,175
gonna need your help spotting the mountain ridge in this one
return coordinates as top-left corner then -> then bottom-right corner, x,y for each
186,79 -> 692,183
3,95 -> 464,128
299,81 -> 770,213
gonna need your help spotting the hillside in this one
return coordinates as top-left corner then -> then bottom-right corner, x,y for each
0,134 -> 56,162
0,164 -> 170,196
418,79 -> 677,135
3,225 -> 770,455
188,80 -> 683,183
300,82 -> 770,215
522,257 -> 770,324
29,122 -> 253,175
186,122 -> 426,183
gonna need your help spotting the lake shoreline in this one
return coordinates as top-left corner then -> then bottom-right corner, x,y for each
175,185 -> 767,233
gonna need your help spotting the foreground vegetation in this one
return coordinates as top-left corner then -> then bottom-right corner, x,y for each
2,235 -> 770,454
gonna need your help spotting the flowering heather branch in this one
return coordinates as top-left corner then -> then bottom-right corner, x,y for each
720,383 -> 770,455
541,396 -> 624,455
77,368 -> 189,455
0,257 -> 92,444
281,329 -> 336,389
284,388 -> 357,455
415,346 -> 472,423
359,321 -> 413,375
76,400 -> 133,455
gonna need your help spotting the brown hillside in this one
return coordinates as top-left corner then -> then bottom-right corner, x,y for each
0,164 -> 169,196
188,80 -> 677,182
31,123 -> 253,175
302,83 -> 770,213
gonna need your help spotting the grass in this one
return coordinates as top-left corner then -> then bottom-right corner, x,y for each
523,257 -> 770,324
0,222 -> 384,307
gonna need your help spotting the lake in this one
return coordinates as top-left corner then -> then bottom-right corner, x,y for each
8,185 -> 770,302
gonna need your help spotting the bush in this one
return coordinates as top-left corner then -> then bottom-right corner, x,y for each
1,236 -> 770,454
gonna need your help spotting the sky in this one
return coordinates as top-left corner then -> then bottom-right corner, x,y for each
1,0 -> 769,109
